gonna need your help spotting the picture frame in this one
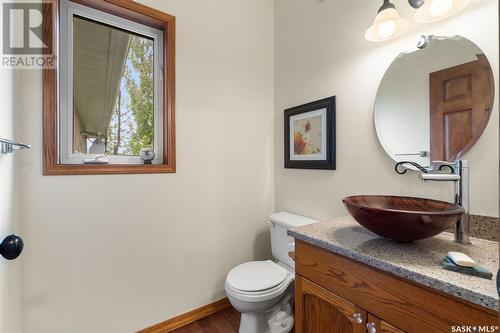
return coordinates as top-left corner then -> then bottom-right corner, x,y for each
284,96 -> 336,170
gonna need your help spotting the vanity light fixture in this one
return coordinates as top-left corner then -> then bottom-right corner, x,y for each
414,0 -> 471,23
366,0 -> 471,42
365,0 -> 409,42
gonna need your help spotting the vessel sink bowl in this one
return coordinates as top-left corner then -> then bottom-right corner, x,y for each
342,195 -> 465,242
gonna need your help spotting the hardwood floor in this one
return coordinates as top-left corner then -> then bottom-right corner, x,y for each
171,307 -> 240,333
171,307 -> 295,333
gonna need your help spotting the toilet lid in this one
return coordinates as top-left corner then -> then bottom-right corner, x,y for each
226,260 -> 288,292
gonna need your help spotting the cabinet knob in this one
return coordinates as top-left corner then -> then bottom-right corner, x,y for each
366,322 -> 377,333
353,313 -> 363,324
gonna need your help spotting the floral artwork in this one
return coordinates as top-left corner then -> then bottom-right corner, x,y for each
284,96 -> 335,169
293,115 -> 322,155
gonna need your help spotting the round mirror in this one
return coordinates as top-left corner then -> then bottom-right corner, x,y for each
375,35 -> 494,167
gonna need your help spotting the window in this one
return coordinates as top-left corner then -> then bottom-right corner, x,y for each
43,0 -> 175,175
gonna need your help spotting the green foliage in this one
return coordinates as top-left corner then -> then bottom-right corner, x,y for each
105,35 -> 154,156
125,36 -> 154,155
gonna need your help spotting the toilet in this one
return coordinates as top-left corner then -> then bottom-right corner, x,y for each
225,212 -> 318,333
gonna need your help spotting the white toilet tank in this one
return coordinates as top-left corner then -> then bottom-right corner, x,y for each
269,212 -> 318,269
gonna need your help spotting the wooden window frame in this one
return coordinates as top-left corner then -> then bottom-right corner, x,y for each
42,0 -> 175,175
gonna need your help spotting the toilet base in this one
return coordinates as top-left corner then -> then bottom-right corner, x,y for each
238,293 -> 294,333
239,312 -> 271,333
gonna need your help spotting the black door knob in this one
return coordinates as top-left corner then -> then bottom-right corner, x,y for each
0,234 -> 24,260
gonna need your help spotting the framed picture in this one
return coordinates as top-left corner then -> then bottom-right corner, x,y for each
284,96 -> 336,170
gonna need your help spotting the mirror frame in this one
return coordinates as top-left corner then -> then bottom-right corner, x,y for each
42,0 -> 176,175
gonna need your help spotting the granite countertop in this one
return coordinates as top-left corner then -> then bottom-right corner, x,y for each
288,216 -> 499,311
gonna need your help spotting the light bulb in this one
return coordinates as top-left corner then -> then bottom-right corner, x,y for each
377,20 -> 397,38
365,4 -> 409,42
429,0 -> 454,17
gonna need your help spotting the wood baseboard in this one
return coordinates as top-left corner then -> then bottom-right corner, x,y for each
137,298 -> 232,333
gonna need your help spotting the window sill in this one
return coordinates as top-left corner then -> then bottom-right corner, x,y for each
43,163 -> 175,175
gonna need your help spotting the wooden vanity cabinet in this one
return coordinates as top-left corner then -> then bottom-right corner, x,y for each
295,276 -> 404,333
295,276 -> 367,333
294,240 -> 498,333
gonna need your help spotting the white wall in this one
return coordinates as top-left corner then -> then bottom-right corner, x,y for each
274,0 -> 499,219
18,1 -> 274,331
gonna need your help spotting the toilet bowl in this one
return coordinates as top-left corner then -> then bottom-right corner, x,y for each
225,212 -> 318,333
225,260 -> 295,333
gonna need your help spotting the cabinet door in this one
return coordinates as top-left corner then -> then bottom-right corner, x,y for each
295,275 -> 366,333
366,314 -> 406,333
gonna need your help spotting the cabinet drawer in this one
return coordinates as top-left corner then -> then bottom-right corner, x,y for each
295,240 -> 497,333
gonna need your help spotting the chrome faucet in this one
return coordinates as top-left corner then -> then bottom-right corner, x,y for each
395,160 -> 470,244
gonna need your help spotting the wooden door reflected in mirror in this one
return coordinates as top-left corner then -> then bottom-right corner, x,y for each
430,55 -> 493,161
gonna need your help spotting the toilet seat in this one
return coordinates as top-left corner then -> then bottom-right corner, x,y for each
225,260 -> 294,303
227,260 -> 288,291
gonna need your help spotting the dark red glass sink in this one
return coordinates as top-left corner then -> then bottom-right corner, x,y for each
343,195 -> 465,242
